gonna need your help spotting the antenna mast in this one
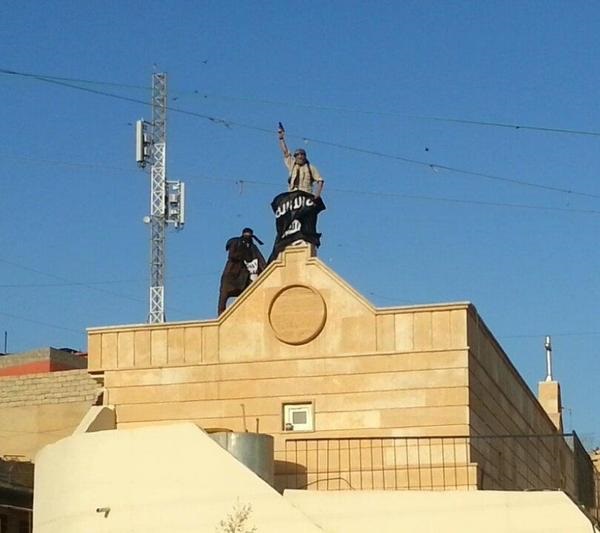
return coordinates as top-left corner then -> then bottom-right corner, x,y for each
136,72 -> 185,324
544,335 -> 553,381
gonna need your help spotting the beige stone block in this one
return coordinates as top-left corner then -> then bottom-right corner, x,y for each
105,368 -> 156,388
134,329 -> 151,368
118,395 -> 283,427
168,328 -> 185,365
184,327 -> 202,364
106,365 -> 208,389
424,387 -> 469,408
101,332 -> 118,370
316,387 -> 467,414
341,316 -> 376,353
202,326 -> 219,363
87,334 -> 102,370
231,368 -> 467,400
164,365 -> 222,385
376,314 -> 395,352
117,401 -> 210,424
379,405 -> 469,430
432,311 -> 451,350
278,351 -> 465,380
450,309 -> 467,347
110,381 -> 220,405
151,329 -> 168,366
316,410 -> 382,431
414,312 -> 432,350
394,313 -> 414,351
108,366 -> 468,407
117,331 -> 135,369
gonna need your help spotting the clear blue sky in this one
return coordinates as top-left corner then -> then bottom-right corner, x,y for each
1,1 -> 598,445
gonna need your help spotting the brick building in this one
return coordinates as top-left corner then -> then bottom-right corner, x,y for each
0,348 -> 101,533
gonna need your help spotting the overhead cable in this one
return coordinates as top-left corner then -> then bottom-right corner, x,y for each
2,150 -> 599,216
0,257 -> 144,304
0,310 -> 84,335
0,272 -> 219,288
5,68 -> 600,138
187,92 -> 600,138
188,174 -> 600,215
1,67 -> 599,200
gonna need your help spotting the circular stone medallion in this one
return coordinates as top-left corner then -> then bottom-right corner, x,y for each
268,285 -> 327,345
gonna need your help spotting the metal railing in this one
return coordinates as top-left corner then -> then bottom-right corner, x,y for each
282,432 -> 598,519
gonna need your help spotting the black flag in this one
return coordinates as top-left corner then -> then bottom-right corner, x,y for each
269,190 -> 326,262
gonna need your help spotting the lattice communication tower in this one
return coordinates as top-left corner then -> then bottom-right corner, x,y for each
135,73 -> 185,323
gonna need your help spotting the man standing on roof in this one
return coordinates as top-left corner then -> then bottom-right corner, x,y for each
218,227 -> 266,315
278,124 -> 324,198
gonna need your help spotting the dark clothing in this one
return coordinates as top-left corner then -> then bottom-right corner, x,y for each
218,237 -> 266,314
268,190 -> 326,263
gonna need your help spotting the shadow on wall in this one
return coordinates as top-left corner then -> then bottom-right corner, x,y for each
274,460 -> 308,493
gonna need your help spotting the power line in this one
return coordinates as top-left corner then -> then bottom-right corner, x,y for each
299,136 -> 600,200
0,279 -> 143,288
5,68 -> 600,138
3,148 -> 600,215
332,186 -> 600,215
0,257 -> 144,304
499,331 -> 600,339
0,257 -> 207,317
2,146 -> 599,214
2,67 -> 599,200
0,67 -> 262,132
0,69 -> 148,91
0,272 -> 219,289
184,91 -> 600,138
420,115 -> 600,138
187,173 -> 600,215
0,310 -> 84,335
2,153 -> 131,172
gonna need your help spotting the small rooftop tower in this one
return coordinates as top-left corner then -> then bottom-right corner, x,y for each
538,335 -> 563,432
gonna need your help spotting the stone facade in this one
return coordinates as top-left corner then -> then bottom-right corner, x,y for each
86,246 -> 580,496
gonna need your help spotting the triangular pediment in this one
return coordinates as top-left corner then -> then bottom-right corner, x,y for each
217,245 -> 378,360
88,244 -> 470,371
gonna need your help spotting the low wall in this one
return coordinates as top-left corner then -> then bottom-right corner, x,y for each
0,370 -> 100,459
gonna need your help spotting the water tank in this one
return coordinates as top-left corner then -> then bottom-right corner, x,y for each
210,432 -> 274,486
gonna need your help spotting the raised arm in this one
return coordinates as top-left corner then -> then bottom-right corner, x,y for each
278,125 -> 290,157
